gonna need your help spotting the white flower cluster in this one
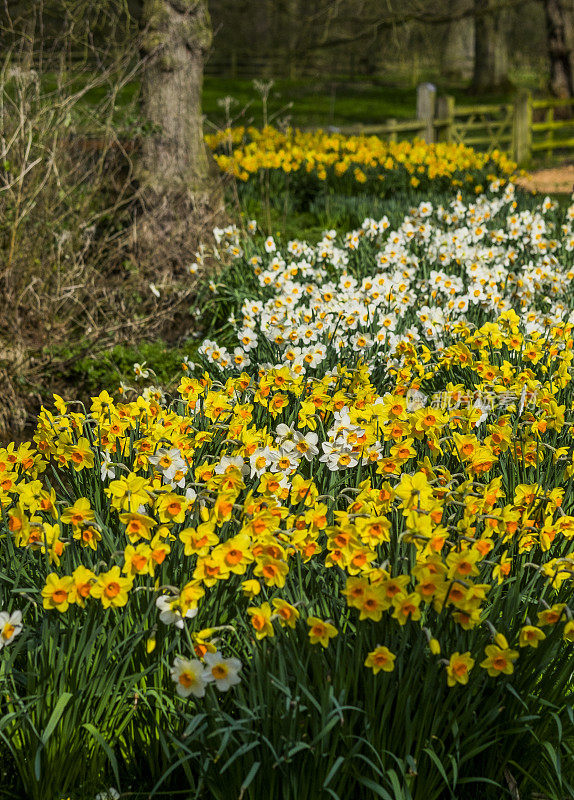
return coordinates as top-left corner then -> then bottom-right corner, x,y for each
203,187 -> 574,375
148,447 -> 189,489
249,424 -> 319,478
171,651 -> 242,697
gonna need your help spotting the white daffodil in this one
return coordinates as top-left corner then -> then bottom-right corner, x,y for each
99,454 -> 116,481
0,610 -> 23,649
170,656 -> 207,698
214,455 -> 248,476
156,595 -> 197,629
292,430 -> 319,461
95,788 -> 120,800
133,362 -> 150,379
203,651 -> 242,692
319,442 -> 358,471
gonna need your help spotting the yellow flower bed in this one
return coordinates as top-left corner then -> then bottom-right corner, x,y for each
206,125 -> 518,189
2,320 -> 574,797
2,313 -> 572,678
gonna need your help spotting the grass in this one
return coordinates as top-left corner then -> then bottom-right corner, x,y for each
38,73 -> 539,133
44,340 -> 200,401
203,77 -> 548,130
234,190 -> 457,242
203,77 -> 421,128
40,74 -> 422,131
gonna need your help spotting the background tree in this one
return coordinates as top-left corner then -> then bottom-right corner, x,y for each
440,0 -> 475,81
203,0 -> 550,93
472,0 -> 510,91
541,0 -> 574,97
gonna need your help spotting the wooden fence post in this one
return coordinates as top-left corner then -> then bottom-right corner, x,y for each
417,83 -> 437,143
546,107 -> 554,160
512,91 -> 532,164
387,118 -> 398,142
436,95 -> 455,142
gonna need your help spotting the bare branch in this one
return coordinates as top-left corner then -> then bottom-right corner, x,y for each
299,0 -> 525,52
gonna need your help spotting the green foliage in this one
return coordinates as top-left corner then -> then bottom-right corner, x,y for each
51,341 -> 199,398
0,616 -> 150,800
203,77 -> 421,128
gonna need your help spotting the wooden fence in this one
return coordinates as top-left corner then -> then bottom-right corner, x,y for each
334,85 -> 574,165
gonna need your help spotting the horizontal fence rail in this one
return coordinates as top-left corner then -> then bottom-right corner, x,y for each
530,96 -> 574,159
311,86 -> 574,165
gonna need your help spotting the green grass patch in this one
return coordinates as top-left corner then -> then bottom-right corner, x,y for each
32,73 -> 535,132
48,340 -> 199,399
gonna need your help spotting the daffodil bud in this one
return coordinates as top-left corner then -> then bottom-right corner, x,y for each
241,579 -> 261,598
429,638 -> 441,655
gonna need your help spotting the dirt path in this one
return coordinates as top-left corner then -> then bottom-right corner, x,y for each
516,164 -> 574,194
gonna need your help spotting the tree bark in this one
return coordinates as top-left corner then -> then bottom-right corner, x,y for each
136,0 -> 223,265
542,0 -> 574,98
441,0 -> 475,81
472,0 -> 510,91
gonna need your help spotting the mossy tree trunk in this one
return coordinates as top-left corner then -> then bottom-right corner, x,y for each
136,0 -> 222,265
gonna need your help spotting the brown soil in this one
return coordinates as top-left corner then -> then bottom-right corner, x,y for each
516,164 -> 574,195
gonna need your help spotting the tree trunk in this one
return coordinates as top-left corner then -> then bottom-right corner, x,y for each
542,0 -> 574,98
136,0 -> 223,266
472,0 -> 510,92
441,0 -> 475,81
287,0 -> 299,78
